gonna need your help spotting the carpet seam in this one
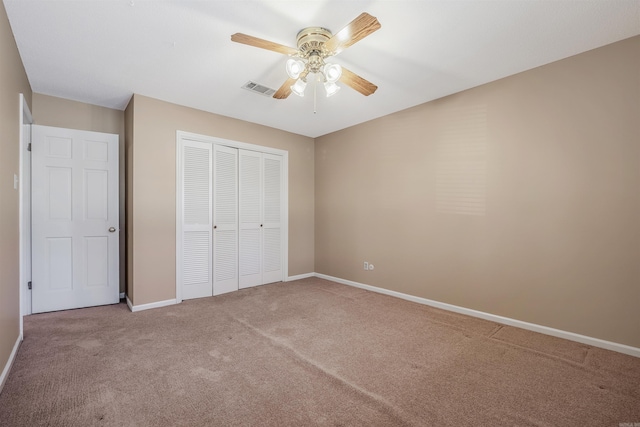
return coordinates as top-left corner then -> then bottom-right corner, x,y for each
488,336 -> 590,366
230,315 -> 417,427
487,324 -> 504,339
313,286 -> 371,301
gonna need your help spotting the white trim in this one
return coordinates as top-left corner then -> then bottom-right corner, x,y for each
287,273 -> 315,281
178,131 -> 289,157
314,273 -> 640,358
19,94 -> 33,335
175,133 -> 183,303
0,334 -> 22,395
126,297 -> 178,313
175,130 -> 289,303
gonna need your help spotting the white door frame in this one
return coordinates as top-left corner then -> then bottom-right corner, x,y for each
175,131 -> 289,303
19,94 -> 33,332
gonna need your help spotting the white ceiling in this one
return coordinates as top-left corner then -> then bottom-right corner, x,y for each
4,1 -> 640,138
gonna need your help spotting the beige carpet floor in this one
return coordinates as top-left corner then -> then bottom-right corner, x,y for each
1,277 -> 639,426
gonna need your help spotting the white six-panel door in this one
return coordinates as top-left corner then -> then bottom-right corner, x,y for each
31,125 -> 119,313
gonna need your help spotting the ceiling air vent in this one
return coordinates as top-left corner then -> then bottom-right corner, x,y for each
241,81 -> 276,97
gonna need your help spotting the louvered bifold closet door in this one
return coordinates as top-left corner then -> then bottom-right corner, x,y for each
181,141 -> 213,300
262,153 -> 283,284
213,145 -> 239,296
238,150 -> 263,289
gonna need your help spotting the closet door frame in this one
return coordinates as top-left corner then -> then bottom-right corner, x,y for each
175,131 -> 288,303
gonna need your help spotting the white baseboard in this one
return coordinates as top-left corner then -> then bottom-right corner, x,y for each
314,273 -> 640,358
287,272 -> 316,281
126,296 -> 177,313
0,334 -> 22,395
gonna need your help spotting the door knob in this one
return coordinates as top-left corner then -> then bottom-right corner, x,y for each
108,227 -> 116,233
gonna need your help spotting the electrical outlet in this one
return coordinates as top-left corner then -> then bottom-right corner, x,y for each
364,261 -> 368,270
368,264 -> 375,271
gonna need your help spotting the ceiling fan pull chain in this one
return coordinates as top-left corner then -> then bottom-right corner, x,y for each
314,75 -> 317,114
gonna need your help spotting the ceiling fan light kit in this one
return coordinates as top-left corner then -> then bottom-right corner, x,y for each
285,27 -> 343,98
231,12 -> 381,104
286,56 -> 342,98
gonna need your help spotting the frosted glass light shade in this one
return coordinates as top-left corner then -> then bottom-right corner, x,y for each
291,78 -> 307,97
323,63 -> 342,83
324,81 -> 340,97
286,59 -> 305,79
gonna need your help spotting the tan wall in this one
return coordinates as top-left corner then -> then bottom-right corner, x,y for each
315,36 -> 640,348
31,93 -> 127,293
0,3 -> 32,382
129,95 -> 314,306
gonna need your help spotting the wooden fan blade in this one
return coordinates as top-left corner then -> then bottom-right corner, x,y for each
324,13 -> 381,56
340,67 -> 378,96
231,33 -> 298,56
273,77 -> 297,99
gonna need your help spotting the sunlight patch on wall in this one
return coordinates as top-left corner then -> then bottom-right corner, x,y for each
436,105 -> 487,216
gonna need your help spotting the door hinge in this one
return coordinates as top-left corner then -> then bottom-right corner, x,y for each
27,281 -> 32,290
27,143 -> 31,151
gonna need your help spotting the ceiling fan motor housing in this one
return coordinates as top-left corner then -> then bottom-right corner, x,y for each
296,27 -> 333,58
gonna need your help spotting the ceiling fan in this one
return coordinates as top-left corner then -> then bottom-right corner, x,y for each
231,12 -> 381,100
